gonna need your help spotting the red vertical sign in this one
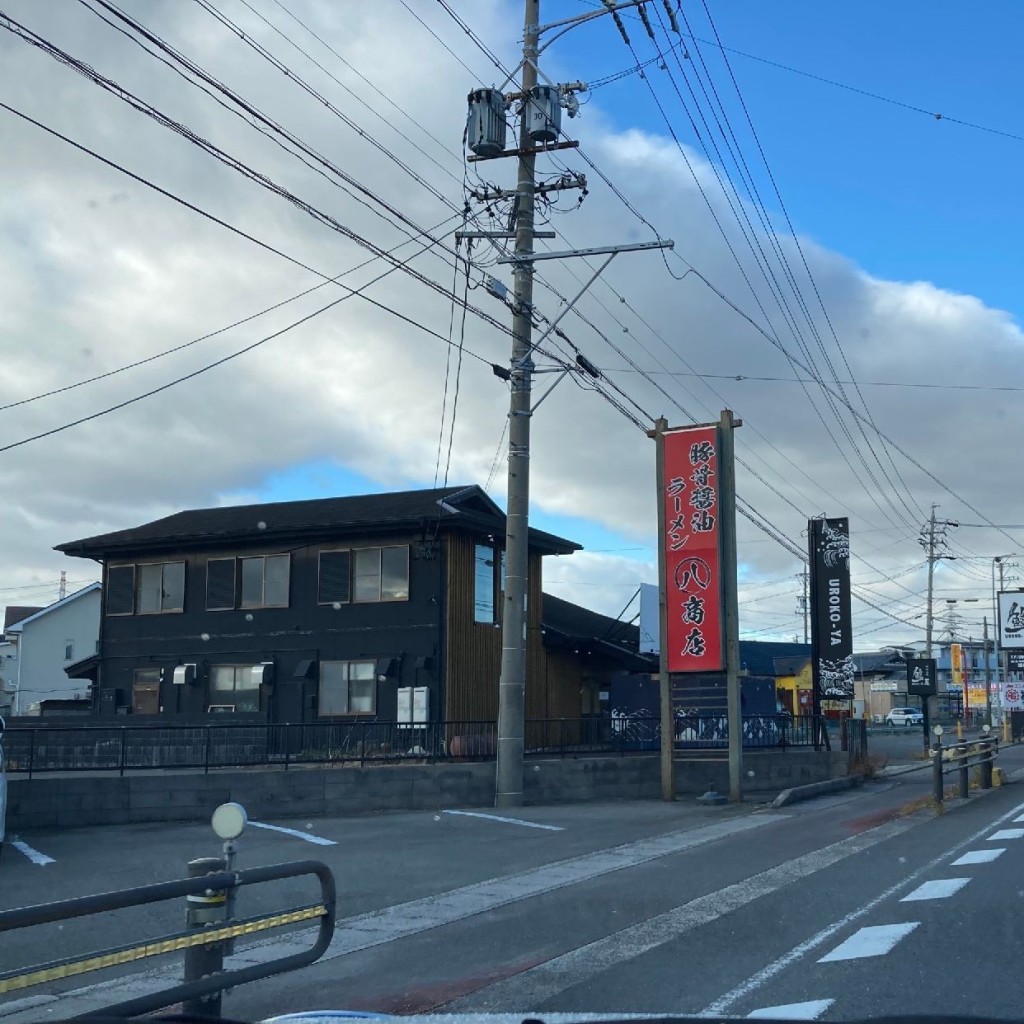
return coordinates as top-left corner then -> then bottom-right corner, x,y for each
663,426 -> 724,672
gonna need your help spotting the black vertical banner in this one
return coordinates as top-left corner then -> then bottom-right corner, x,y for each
808,517 -> 853,705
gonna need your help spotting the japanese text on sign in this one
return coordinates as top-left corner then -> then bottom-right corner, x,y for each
662,426 -> 723,672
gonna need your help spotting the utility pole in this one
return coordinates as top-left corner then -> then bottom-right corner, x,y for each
466,0 -> 675,807
493,0 -> 540,809
984,615 -> 993,728
919,505 -> 958,750
798,567 -> 809,645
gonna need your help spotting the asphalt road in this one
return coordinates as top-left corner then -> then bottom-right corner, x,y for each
3,741 -> 1024,1023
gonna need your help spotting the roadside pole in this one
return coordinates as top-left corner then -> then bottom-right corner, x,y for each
653,417 -> 674,801
719,410 -> 743,802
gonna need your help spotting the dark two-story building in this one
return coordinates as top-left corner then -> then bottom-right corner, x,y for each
56,485 -> 598,726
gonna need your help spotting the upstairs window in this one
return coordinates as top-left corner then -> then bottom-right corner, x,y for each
206,558 -> 236,611
353,546 -> 409,603
106,565 -> 135,616
240,554 -> 290,609
318,550 -> 352,605
474,544 -> 496,623
136,562 -> 185,614
474,545 -> 505,624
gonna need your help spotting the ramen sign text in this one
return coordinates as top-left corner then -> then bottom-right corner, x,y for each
663,425 -> 724,672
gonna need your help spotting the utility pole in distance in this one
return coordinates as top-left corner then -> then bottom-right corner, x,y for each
465,0 -> 675,807
919,505 -> 958,750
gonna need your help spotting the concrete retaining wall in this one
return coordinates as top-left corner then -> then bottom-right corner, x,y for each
6,756 -> 661,831
675,750 -> 848,798
6,749 -> 847,831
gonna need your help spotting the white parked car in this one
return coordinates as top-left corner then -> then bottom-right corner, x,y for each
886,706 -> 924,727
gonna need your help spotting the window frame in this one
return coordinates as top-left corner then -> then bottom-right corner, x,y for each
239,553 -> 291,609
208,663 -> 262,713
352,545 -> 410,604
474,543 -> 496,624
206,557 -> 237,611
106,564 -> 136,616
135,561 -> 185,615
473,544 -> 505,625
317,658 -> 377,717
317,548 -> 352,606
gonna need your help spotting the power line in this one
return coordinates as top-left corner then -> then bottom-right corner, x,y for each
608,22 -> 915,535
0,212 -> 461,414
0,231 -> 461,454
691,0 -> 926,527
602,368 -> 1024,393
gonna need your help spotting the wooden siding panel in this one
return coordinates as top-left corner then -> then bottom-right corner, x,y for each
444,537 -> 557,724
444,533 -> 501,722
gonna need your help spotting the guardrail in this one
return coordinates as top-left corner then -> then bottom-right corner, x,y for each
0,857 -> 336,1017
932,731 -> 1000,805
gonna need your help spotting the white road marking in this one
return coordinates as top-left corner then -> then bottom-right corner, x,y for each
1013,814 -> 1024,822
442,809 -> 564,831
12,814 -> 779,1022
443,818 -> 915,1012
818,922 -> 919,963
747,1000 -> 834,1020
952,848 -> 1005,865
247,821 -> 336,845
988,828 -> 1024,841
9,839 -> 55,865
900,877 -> 971,902
702,796 -> 1024,1015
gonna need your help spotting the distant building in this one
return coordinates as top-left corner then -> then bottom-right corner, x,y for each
5,585 -> 101,715
0,605 -> 43,717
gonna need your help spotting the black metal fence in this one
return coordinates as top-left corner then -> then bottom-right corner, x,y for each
2,713 -> 826,777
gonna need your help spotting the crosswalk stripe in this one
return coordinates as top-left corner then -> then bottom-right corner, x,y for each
818,922 -> 919,963
747,1000 -> 834,1020
900,878 -> 970,901
952,848 -> 1004,865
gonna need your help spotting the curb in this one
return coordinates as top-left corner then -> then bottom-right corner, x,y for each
771,774 -> 864,808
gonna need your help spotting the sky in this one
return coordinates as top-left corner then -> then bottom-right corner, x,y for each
1,0 -> 1023,648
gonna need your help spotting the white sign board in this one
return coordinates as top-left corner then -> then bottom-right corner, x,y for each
998,592 -> 1024,649
1002,683 -> 1024,709
870,681 -> 899,692
639,582 -> 659,655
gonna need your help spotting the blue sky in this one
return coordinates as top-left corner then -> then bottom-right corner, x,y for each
540,0 -> 1024,321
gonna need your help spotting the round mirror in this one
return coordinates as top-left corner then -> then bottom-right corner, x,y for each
212,802 -> 248,840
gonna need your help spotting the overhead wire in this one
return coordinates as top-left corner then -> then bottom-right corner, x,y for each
690,0 -> 927,526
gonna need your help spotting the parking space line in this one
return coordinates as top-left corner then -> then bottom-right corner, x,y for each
900,878 -> 970,902
952,848 -> 1004,865
247,821 -> 336,845
818,922 -> 919,963
747,1000 -> 834,1020
9,839 -> 55,866
442,810 -> 564,831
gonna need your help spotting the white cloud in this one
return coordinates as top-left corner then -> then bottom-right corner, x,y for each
0,0 -> 1017,646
